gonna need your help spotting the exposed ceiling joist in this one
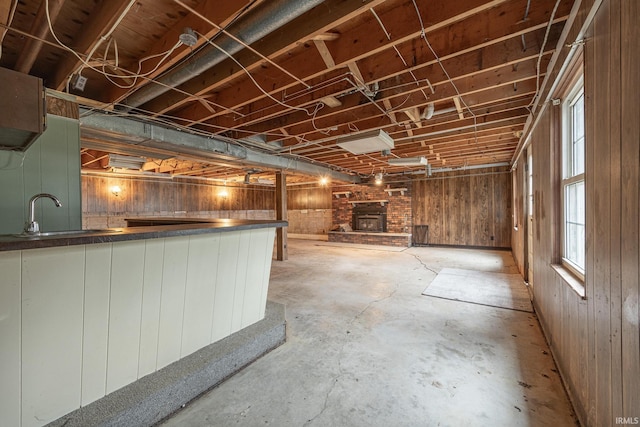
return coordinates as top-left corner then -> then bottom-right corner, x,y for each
1,0 -> 576,180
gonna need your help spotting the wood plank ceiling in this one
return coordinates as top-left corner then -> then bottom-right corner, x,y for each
0,0 -> 574,183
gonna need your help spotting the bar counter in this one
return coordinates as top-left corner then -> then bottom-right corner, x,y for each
0,219 -> 286,427
0,219 -> 287,252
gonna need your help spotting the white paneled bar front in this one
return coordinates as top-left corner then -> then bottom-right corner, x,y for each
0,226 -> 276,427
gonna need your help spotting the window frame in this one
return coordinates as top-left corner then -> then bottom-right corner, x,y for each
560,76 -> 585,281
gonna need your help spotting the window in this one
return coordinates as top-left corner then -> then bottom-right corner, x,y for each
561,77 -> 585,279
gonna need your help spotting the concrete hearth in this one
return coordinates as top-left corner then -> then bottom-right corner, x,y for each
328,231 -> 412,247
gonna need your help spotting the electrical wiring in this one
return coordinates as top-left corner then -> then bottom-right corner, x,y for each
410,1 -> 476,121
41,0 -> 240,116
101,39 -> 183,89
410,0 -> 492,160
44,0 -> 161,81
370,7 -> 430,102
528,0 -> 562,110
175,0 -> 311,89
83,0 -> 137,67
0,150 -> 27,171
42,0 -> 219,116
310,102 -> 333,135
522,0 -> 532,51
194,30 -> 314,118
31,0 -> 352,175
167,0 -> 261,90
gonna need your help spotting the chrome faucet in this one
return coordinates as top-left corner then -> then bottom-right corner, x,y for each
24,193 -> 63,234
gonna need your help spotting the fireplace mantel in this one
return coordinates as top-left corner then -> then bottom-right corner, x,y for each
348,199 -> 388,206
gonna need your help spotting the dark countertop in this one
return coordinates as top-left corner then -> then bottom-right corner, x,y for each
125,217 -> 233,226
0,219 -> 288,252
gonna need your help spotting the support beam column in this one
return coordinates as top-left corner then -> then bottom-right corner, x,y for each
275,172 -> 288,261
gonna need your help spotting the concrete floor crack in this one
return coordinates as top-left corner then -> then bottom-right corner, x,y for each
304,285 -> 399,426
409,253 -> 439,275
354,283 -> 399,321
303,343 -> 347,426
303,374 -> 339,426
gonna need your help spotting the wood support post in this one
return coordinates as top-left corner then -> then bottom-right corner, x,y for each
275,171 -> 288,261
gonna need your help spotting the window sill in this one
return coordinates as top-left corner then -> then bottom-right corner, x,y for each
551,264 -> 586,299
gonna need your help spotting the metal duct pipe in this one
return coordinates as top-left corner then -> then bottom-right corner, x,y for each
122,0 -> 325,109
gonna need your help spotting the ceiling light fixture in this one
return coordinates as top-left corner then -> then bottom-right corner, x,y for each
337,129 -> 394,154
388,156 -> 428,166
374,172 -> 383,185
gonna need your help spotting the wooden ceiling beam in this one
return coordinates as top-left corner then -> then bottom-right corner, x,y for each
199,21 -> 561,133
230,47 -> 549,138
314,39 -> 336,69
140,0 -> 386,115
308,125 -> 524,161
14,0 -> 65,74
106,2 -> 277,104
259,62 -> 543,139
393,138 -> 519,157
153,0 -> 513,120
312,141 -> 519,168
295,115 -> 527,160
50,0 -> 139,90
453,97 -> 465,120
311,32 -> 340,41
169,0 -> 569,127
288,117 -> 527,166
288,112 -> 528,159
344,145 -> 517,170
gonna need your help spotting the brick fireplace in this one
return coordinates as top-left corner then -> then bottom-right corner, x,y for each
329,183 -> 412,247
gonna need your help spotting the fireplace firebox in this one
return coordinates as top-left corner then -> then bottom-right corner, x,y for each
352,203 -> 387,232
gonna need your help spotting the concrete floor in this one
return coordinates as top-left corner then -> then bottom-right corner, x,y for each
160,239 -> 578,427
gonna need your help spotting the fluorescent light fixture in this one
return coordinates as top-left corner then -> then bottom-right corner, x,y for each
107,154 -> 146,170
337,129 -> 394,154
388,156 -> 428,166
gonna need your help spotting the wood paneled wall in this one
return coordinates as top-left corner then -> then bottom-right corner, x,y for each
82,175 -> 274,220
511,0 -> 639,425
287,185 -> 331,210
412,167 -> 511,248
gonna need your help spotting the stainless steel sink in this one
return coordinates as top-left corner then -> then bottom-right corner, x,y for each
12,229 -> 122,238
